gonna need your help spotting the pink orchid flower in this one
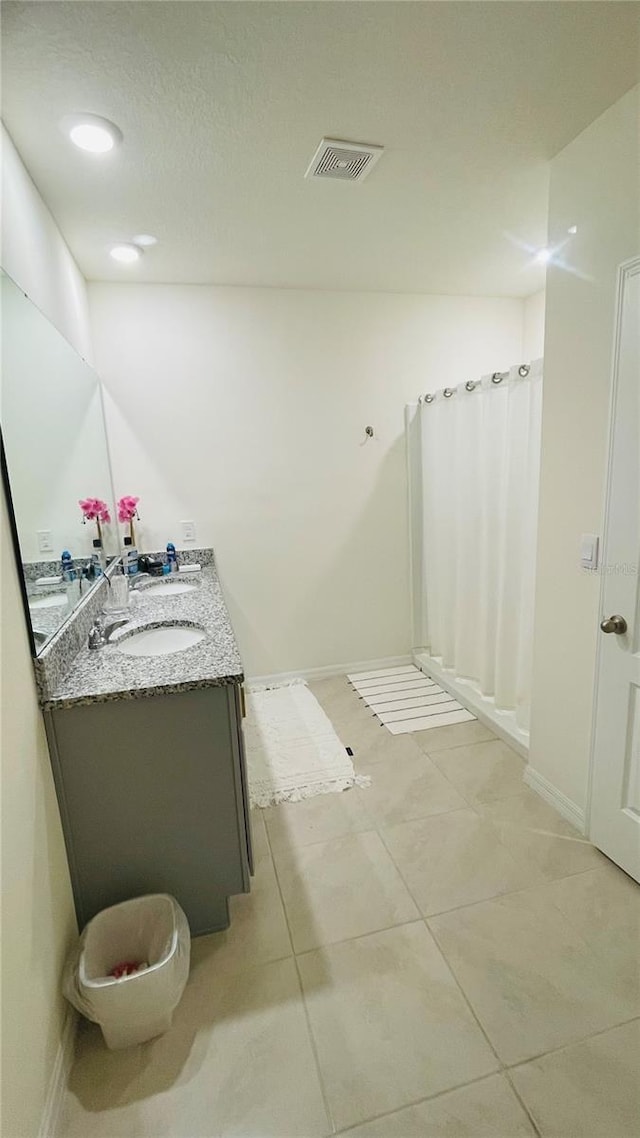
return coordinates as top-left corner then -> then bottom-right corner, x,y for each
79,498 -> 112,524
117,495 -> 140,523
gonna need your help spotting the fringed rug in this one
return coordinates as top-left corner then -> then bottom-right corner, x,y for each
244,680 -> 370,808
348,665 -> 476,734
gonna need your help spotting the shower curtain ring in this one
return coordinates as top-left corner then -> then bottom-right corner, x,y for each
424,393 -> 434,403
465,381 -> 476,391
491,372 -> 504,384
443,387 -> 454,398
518,364 -> 530,377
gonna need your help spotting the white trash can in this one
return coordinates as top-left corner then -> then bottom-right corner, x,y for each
63,894 -> 191,1049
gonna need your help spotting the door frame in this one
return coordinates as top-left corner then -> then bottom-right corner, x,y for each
586,254 -> 640,839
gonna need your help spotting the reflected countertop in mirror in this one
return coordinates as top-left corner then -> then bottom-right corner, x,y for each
1,271 -> 118,653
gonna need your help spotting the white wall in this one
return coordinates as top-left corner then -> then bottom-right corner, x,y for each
1,125 -> 92,362
529,86 -> 640,817
2,275 -> 114,563
1,122 -> 84,1138
90,284 -> 524,677
523,289 -> 546,360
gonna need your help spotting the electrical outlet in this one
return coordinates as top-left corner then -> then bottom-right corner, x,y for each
37,529 -> 54,554
180,520 -> 196,543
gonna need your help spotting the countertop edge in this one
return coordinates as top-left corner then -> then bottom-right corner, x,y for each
42,668 -> 245,712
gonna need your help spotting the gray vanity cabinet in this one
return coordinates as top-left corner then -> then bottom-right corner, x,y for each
44,682 -> 253,936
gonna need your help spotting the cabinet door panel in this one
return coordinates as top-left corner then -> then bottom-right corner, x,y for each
48,687 -> 246,934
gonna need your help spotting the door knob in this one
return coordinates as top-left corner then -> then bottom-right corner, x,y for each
600,614 -> 628,635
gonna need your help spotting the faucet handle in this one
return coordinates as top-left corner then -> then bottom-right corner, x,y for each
87,619 -> 105,650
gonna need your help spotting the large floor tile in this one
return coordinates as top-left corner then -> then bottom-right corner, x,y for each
428,739 -> 526,804
276,830 -> 419,951
545,862 -> 640,993
298,922 -> 498,1131
60,1021 -> 147,1136
63,958 -> 330,1138
510,1019 -> 640,1138
357,746 -> 467,825
350,729 -> 427,768
190,814 -> 292,979
308,673 -> 360,712
340,1073 -> 536,1137
308,676 -> 375,730
338,714 -> 390,753
413,719 -> 496,754
263,787 -> 374,853
429,883 -> 640,1065
382,808 -> 542,915
477,787 -> 606,880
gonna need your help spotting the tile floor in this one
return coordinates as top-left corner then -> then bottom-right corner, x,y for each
60,675 -> 640,1138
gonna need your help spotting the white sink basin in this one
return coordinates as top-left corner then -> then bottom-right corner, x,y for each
116,624 -> 206,657
30,593 -> 67,609
143,580 -> 196,596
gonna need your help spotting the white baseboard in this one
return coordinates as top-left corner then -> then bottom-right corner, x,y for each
523,766 -> 586,833
412,651 -> 530,759
247,654 -> 412,687
38,1008 -> 76,1138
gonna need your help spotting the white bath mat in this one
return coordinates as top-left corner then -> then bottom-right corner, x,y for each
348,665 -> 475,734
244,680 -> 370,807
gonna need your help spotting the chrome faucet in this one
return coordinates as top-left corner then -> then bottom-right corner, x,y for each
88,617 -> 129,650
129,573 -> 153,591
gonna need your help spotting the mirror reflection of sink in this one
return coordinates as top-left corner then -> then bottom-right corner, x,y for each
116,623 -> 206,657
29,593 -> 67,609
143,581 -> 196,597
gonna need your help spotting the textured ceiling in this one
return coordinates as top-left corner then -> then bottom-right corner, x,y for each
2,1 -> 639,296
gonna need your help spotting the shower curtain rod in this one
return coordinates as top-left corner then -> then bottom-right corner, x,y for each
419,363 -> 531,404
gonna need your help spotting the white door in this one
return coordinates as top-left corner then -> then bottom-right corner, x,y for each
590,257 -> 640,882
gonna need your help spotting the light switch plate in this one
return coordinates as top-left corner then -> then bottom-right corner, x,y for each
37,529 -> 54,554
580,533 -> 599,571
180,520 -> 196,543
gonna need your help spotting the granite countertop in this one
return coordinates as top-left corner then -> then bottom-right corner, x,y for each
43,566 -> 244,710
28,598 -> 70,645
27,578 -> 77,647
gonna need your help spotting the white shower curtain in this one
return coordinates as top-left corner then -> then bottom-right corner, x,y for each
407,360 -> 542,731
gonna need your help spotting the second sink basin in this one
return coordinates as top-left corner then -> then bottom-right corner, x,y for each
144,580 -> 197,597
30,593 -> 68,609
116,623 -> 206,657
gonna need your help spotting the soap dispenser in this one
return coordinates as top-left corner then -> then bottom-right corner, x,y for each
91,538 -> 104,576
61,550 -> 75,581
61,550 -> 80,606
123,536 -> 139,576
166,542 -> 179,573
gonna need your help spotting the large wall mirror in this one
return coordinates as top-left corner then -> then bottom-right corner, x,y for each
1,271 -> 117,653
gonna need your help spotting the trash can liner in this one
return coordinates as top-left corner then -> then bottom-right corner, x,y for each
63,894 -> 190,1049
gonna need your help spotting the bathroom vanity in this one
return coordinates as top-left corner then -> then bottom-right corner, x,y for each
1,277 -> 252,938
41,562 -> 253,936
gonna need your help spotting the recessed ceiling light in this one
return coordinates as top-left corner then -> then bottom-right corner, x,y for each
110,244 -> 141,264
568,225 -> 578,235
534,247 -> 552,265
61,113 -> 122,154
132,234 -> 157,247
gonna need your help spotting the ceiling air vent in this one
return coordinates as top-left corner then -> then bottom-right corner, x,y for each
304,138 -> 383,183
